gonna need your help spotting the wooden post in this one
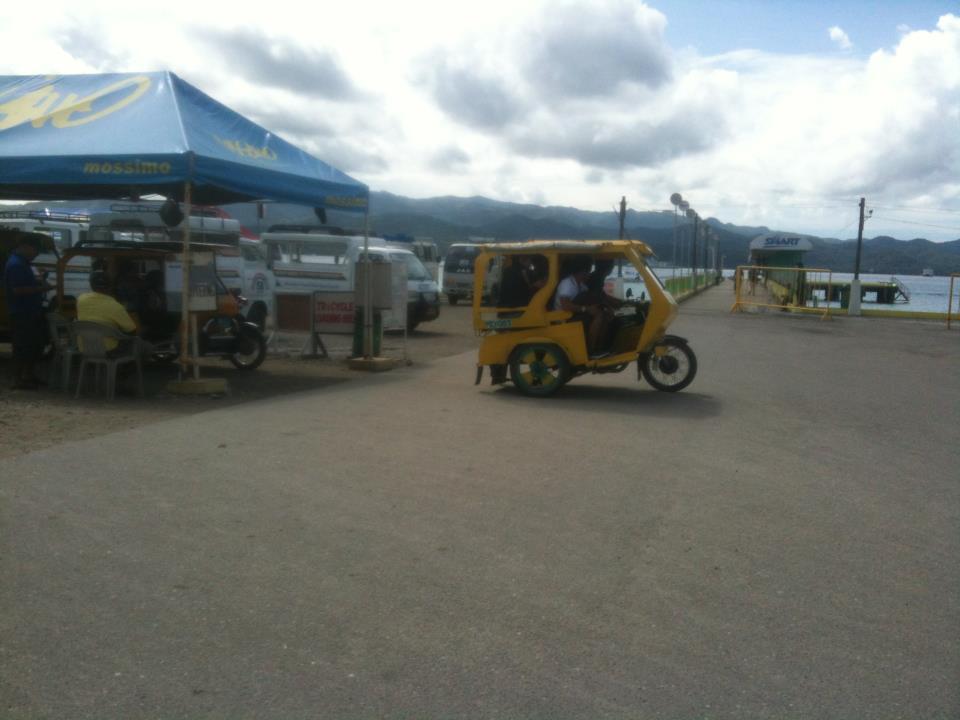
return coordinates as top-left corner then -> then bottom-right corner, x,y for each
179,182 -> 192,371
362,208 -> 372,358
190,314 -> 199,380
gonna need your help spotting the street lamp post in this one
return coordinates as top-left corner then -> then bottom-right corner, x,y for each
679,200 -> 690,279
670,193 -> 683,279
687,208 -> 699,285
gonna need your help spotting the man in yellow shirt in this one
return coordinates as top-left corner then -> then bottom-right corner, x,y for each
77,271 -> 137,352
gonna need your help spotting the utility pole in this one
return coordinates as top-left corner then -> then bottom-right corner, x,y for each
854,196 -> 866,280
849,197 -> 866,316
617,196 -> 626,277
618,196 -> 626,239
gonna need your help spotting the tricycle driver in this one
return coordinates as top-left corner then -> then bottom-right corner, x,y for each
552,257 -> 610,357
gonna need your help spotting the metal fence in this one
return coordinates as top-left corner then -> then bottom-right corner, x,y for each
731,265 -> 834,320
949,273 -> 960,330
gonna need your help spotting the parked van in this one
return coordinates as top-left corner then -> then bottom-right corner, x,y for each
261,230 -> 440,331
442,242 -> 503,305
235,238 -> 276,330
442,243 -> 481,305
384,235 -> 440,282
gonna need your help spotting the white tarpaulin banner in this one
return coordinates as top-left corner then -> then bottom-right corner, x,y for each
165,252 -> 217,311
381,262 -> 408,331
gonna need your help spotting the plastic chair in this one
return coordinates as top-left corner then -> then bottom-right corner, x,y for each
46,312 -> 81,392
72,321 -> 144,400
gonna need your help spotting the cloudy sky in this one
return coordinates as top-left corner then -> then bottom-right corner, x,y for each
1,0 -> 958,240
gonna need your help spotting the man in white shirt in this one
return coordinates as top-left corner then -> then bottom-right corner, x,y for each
553,259 -> 609,356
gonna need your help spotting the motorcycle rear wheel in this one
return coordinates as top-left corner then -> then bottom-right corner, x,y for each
230,325 -> 267,370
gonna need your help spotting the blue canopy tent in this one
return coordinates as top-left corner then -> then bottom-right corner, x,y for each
0,72 -> 378,366
0,72 -> 368,209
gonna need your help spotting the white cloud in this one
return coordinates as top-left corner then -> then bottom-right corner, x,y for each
0,2 -> 958,239
522,0 -> 672,97
829,26 -> 853,50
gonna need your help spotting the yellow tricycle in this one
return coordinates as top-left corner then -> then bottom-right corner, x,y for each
472,239 -> 697,397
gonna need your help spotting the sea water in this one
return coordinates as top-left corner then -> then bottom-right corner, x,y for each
626,268 -> 959,315
443,260 -> 958,316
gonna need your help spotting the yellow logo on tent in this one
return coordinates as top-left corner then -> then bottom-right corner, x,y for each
0,75 -> 151,131
324,196 -> 368,209
214,136 -> 278,161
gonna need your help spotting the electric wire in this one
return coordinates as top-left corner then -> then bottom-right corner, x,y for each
870,215 -> 960,232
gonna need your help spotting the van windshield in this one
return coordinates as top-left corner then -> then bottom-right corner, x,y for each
445,246 -> 479,274
389,252 -> 432,281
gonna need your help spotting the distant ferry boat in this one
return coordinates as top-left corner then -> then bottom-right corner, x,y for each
922,268 -> 934,277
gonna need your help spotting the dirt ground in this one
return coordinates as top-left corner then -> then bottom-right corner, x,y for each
0,304 -> 478,459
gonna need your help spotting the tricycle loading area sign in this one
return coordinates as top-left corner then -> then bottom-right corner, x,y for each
165,252 -> 218,311
313,291 -> 356,334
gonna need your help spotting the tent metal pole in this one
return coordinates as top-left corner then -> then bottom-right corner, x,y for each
363,208 -> 372,358
179,182 -> 192,373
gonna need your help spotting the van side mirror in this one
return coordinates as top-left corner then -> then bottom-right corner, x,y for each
625,288 -> 633,298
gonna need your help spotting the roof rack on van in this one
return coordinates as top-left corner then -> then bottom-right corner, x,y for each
265,224 -> 359,235
72,239 -> 235,252
108,202 -> 223,219
383,233 -> 415,243
0,209 -> 90,223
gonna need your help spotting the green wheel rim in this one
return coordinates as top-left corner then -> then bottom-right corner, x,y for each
515,347 -> 564,391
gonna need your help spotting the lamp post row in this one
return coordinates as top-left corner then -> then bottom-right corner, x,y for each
670,193 -> 719,288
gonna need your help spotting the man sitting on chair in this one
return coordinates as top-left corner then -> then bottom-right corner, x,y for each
77,271 -> 137,353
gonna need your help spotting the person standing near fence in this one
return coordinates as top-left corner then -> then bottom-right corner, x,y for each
795,262 -> 807,306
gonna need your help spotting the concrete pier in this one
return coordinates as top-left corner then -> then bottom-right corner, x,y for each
2,280 -> 957,719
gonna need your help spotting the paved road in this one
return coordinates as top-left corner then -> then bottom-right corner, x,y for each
2,283 -> 958,719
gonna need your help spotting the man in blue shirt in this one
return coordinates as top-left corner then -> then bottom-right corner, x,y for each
3,233 -> 51,389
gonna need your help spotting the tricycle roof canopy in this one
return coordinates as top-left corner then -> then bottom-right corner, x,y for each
0,72 -> 368,210
479,239 -> 655,256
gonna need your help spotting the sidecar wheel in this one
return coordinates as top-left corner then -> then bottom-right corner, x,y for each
641,338 -> 697,392
509,343 -> 570,397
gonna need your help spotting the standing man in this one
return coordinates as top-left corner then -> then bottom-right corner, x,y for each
3,232 -> 50,389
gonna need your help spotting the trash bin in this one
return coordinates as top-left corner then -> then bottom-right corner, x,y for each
351,307 -> 382,357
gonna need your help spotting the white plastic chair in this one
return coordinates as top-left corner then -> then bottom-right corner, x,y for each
72,321 -> 144,400
46,312 -> 80,392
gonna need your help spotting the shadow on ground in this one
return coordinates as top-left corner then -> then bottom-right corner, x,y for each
488,382 -> 722,419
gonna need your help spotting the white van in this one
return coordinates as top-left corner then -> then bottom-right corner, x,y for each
234,238 -> 276,329
442,243 -> 481,305
261,230 -> 440,331
385,236 -> 440,283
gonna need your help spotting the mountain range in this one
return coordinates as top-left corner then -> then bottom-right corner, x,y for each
228,192 -> 960,275
16,193 -> 960,275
